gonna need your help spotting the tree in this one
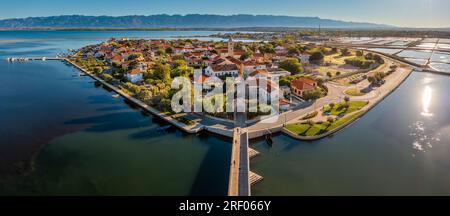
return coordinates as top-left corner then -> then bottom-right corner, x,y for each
259,43 -> 275,54
309,51 -> 324,64
102,74 -> 113,82
287,45 -> 300,56
93,67 -> 103,74
156,48 -> 166,56
128,61 -> 139,70
153,62 -> 171,84
128,53 -> 143,60
123,82 -> 142,95
240,50 -> 254,61
165,47 -> 173,54
302,88 -> 323,101
279,58 -> 303,74
172,59 -> 187,69
327,117 -> 335,124
326,72 -> 332,78
329,103 -> 335,109
341,48 -> 351,56
137,89 -> 153,102
344,96 -> 350,104
172,66 -> 193,77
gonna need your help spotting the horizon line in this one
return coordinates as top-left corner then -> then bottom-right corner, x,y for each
1,14 -> 449,29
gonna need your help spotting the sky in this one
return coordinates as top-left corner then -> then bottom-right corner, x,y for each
0,0 -> 449,28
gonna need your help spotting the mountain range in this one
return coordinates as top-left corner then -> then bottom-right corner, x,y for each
0,14 -> 392,29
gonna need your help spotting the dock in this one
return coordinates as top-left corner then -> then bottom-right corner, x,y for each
248,147 -> 260,159
228,128 -> 263,196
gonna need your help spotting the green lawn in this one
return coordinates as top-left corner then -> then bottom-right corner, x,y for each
323,101 -> 368,116
344,88 -> 366,96
285,123 -> 328,137
285,111 -> 363,137
327,111 -> 363,131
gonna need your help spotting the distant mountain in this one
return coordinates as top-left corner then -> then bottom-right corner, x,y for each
0,14 -> 392,29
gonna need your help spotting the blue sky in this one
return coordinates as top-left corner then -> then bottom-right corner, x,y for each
0,0 -> 449,28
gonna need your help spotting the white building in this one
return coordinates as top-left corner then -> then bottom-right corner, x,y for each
126,68 -> 144,83
204,64 -> 239,77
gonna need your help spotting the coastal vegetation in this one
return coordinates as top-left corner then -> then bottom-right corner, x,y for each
344,53 -> 384,69
279,58 -> 303,74
285,111 -> 363,137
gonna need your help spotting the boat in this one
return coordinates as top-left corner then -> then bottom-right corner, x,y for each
156,125 -> 173,132
112,94 -> 120,98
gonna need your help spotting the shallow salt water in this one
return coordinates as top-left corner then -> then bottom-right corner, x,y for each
429,62 -> 450,72
397,50 -> 433,59
431,52 -> 450,63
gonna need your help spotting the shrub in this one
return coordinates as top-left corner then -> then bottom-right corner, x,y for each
279,58 -> 303,74
309,51 -> 324,64
302,111 -> 318,120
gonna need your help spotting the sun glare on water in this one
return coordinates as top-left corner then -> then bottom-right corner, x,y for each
421,86 -> 434,117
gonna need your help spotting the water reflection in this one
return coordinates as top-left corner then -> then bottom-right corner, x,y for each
410,121 -> 441,154
421,86 -> 433,117
409,81 -> 441,153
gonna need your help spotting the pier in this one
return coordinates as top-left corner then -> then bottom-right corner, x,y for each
228,128 -> 263,196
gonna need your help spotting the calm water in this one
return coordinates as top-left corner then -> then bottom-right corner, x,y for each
251,72 -> 450,195
2,30 -> 450,196
0,30 -> 253,59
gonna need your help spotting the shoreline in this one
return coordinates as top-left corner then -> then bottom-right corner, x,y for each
282,57 -> 414,141
62,58 -> 205,134
5,55 -> 415,141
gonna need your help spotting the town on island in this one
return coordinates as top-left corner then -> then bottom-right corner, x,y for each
6,33 -> 415,196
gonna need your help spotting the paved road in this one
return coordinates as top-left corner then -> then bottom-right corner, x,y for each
246,82 -> 344,132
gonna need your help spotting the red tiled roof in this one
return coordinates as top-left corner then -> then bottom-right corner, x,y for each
128,68 -> 143,75
211,64 -> 238,72
111,55 -> 124,61
291,78 -> 316,91
225,56 -> 242,65
249,69 -> 268,77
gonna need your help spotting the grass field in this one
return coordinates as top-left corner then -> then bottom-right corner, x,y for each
344,88 -> 366,96
285,111 -> 363,137
323,101 -> 368,116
